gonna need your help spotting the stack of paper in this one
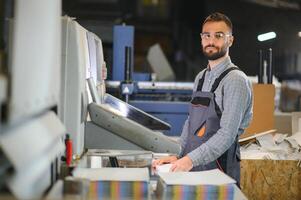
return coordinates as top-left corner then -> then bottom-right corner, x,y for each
73,168 -> 150,199
156,169 -> 236,200
88,180 -> 149,200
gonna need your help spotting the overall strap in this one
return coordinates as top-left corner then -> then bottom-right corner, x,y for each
210,67 -> 240,93
196,69 -> 207,91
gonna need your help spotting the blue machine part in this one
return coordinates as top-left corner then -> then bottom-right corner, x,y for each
130,101 -> 189,136
112,25 -> 134,81
133,72 -> 151,81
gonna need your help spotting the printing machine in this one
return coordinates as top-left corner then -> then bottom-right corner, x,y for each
51,10 -> 182,200
0,1 -> 178,198
0,0 -> 181,198
60,16 -> 180,156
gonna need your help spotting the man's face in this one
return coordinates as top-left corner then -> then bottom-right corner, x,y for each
201,21 -> 233,61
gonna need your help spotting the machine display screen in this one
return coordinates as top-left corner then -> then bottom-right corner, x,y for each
104,94 -> 171,131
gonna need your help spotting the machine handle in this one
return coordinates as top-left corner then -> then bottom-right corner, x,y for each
124,46 -> 132,83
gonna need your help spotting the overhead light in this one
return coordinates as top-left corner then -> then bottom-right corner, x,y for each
298,32 -> 301,38
257,32 -> 276,42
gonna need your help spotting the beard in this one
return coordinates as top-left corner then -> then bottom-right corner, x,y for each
202,44 -> 228,60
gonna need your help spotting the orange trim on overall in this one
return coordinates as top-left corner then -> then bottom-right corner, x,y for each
197,125 -> 206,137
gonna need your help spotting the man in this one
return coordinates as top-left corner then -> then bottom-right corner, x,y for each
152,12 -> 253,184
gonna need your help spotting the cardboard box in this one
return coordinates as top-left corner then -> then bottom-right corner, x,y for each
241,84 -> 275,139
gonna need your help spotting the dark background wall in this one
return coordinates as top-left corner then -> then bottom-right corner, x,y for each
63,0 -> 301,81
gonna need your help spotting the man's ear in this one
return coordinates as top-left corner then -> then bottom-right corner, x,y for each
228,36 -> 234,47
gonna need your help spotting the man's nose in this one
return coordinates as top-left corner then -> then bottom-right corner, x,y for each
207,37 -> 215,45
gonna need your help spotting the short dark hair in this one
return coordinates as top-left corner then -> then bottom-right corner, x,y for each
203,12 -> 233,33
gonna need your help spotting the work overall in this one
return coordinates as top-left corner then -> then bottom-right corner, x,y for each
182,67 -> 241,184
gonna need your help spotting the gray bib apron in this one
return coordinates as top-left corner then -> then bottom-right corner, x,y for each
182,67 -> 241,185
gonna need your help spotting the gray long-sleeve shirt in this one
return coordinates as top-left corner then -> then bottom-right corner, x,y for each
179,56 -> 253,167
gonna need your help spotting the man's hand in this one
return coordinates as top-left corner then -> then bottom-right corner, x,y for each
170,156 -> 193,172
152,155 -> 178,170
